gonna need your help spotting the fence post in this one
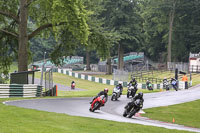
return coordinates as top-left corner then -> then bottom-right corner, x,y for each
192,65 -> 193,72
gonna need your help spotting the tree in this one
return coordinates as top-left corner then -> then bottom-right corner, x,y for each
141,0 -> 177,62
0,0 -> 89,72
101,0 -> 142,70
167,0 -> 177,63
141,0 -> 200,62
82,0 -> 117,72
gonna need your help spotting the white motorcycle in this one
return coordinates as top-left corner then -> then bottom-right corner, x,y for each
127,84 -> 138,98
111,87 -> 121,101
163,80 -> 170,91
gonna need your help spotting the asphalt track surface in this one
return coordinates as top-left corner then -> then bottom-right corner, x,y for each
4,84 -> 200,132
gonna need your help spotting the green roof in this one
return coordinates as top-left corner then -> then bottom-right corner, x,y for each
114,55 -> 143,63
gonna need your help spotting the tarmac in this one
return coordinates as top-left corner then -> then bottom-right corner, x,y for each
4,84 -> 200,132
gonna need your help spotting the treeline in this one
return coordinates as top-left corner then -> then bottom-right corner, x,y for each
31,0 -> 200,63
0,0 -> 200,74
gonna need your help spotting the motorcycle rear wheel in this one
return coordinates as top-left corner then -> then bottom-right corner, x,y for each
128,110 -> 137,118
111,95 -> 114,101
127,93 -> 129,98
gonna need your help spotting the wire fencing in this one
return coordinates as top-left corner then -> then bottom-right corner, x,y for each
45,68 -> 53,93
113,69 -> 129,82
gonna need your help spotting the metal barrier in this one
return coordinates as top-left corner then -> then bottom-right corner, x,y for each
45,68 -> 53,95
45,85 -> 57,96
189,65 -> 200,73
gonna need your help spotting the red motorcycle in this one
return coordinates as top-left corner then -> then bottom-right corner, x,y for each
71,83 -> 75,89
89,95 -> 106,112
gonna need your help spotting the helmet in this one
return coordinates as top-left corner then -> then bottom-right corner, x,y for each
138,92 -> 143,98
132,78 -> 135,82
104,88 -> 108,93
119,81 -> 122,85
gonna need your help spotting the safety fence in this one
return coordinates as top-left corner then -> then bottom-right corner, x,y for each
113,69 -> 129,82
56,68 -> 185,89
189,65 -> 200,73
134,76 -> 163,84
0,84 -> 43,98
45,68 -> 53,93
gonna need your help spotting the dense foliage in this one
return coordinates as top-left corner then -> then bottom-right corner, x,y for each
141,0 -> 200,62
1,0 -> 200,73
0,0 -> 89,72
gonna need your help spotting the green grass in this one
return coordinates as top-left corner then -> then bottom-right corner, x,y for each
0,98 -> 192,133
191,73 -> 200,86
142,99 -> 200,128
35,72 -> 161,97
9,62 -> 18,73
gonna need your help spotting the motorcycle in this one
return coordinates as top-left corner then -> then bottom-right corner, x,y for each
127,84 -> 138,98
89,95 -> 106,112
71,83 -> 75,89
163,80 -> 170,91
111,86 -> 121,101
146,82 -> 153,91
171,80 -> 178,91
123,99 -> 143,118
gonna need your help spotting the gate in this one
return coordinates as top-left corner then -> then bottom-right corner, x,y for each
45,68 -> 53,95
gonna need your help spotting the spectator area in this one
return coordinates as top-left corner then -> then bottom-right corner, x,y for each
31,56 -> 83,68
113,55 -> 144,63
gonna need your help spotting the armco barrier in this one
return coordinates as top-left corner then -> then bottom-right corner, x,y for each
57,68 -> 163,89
0,84 -> 43,98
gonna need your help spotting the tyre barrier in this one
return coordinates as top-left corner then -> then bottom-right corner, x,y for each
0,84 -> 43,98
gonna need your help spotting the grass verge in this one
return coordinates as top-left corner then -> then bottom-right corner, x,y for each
92,71 -> 200,86
35,72 -> 161,97
142,99 -> 200,128
0,97 -> 192,133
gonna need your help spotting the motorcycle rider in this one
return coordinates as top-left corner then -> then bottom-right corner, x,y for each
146,80 -> 153,90
90,88 -> 109,104
128,78 -> 137,87
71,81 -> 75,89
125,92 -> 144,109
146,80 -> 150,86
171,77 -> 178,91
163,77 -> 167,83
163,78 -> 169,90
116,82 -> 123,95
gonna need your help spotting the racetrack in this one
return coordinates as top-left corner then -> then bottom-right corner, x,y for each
4,84 -> 200,132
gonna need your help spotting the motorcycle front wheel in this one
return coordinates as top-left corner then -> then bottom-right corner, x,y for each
111,95 -> 114,101
123,110 -> 128,117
